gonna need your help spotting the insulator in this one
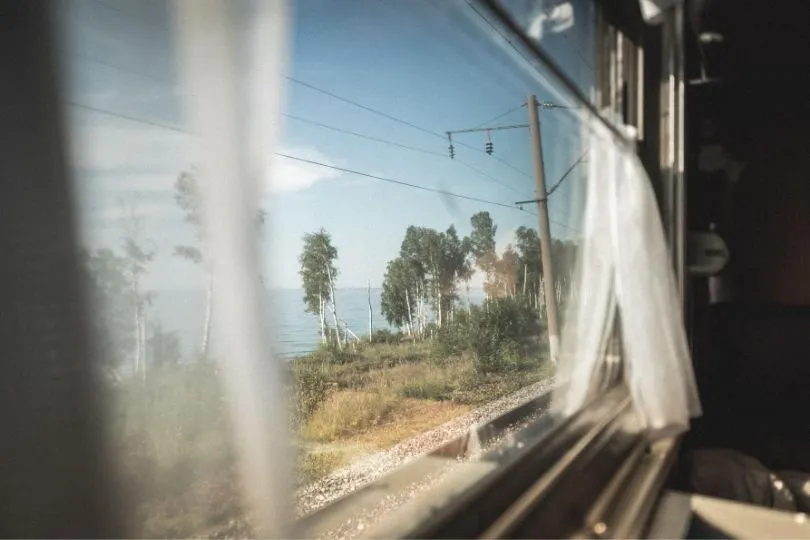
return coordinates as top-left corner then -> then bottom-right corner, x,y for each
485,141 -> 493,155
449,144 -> 455,159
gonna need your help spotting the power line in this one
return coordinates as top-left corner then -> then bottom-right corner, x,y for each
88,0 -> 171,33
284,76 -> 442,140
284,75 -> 533,178
283,113 -> 446,158
546,150 -> 588,197
68,100 -> 187,134
275,153 -> 579,233
473,102 -> 526,128
274,152 -> 532,212
284,113 -> 530,196
66,101 -> 560,227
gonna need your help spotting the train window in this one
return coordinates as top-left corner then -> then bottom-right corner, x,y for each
489,0 -> 597,102
55,0 -> 618,537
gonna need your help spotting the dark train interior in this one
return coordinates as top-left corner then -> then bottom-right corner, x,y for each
677,0 -> 810,509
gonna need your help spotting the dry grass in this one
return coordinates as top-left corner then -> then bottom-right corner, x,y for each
349,398 -> 471,448
303,390 -> 403,442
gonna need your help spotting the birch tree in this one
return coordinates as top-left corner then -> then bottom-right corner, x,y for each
515,226 -> 542,302
381,256 -> 420,337
173,170 -> 265,359
173,170 -> 212,359
81,248 -> 136,370
120,201 -> 155,381
299,228 -> 341,348
470,211 -> 498,297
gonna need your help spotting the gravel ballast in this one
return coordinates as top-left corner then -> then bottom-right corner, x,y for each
296,377 -> 556,537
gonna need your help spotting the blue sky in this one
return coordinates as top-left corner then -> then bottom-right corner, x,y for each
61,0 -> 592,291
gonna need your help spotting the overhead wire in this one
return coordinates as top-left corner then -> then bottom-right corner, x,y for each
66,100 -> 542,218
274,153 -> 534,214
68,100 -> 186,134
472,102 -> 526,129
71,52 -> 536,198
283,113 -> 530,197
545,150 -> 588,197
285,76 -> 533,179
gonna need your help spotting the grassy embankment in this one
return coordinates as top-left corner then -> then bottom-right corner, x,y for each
293,335 -> 553,482
115,298 -> 554,537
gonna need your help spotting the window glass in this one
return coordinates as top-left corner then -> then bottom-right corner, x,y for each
492,0 -> 597,102
58,0 -> 599,537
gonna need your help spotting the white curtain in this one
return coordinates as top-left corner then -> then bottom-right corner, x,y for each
552,121 -> 701,438
638,0 -> 682,24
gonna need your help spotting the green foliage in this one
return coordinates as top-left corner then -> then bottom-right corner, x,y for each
470,298 -> 534,373
115,362 -> 239,537
148,323 -> 182,367
173,170 -> 265,267
399,379 -> 455,401
395,224 -> 471,327
309,342 -> 357,365
381,256 -> 419,328
291,362 -> 331,426
173,171 -> 206,267
515,226 -> 542,298
469,211 -> 498,273
299,228 -> 338,317
370,328 -> 400,344
81,248 -> 137,366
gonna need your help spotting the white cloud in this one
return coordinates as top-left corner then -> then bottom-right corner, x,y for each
267,147 -> 342,194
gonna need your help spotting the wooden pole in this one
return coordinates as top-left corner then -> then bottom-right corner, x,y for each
528,94 -> 561,363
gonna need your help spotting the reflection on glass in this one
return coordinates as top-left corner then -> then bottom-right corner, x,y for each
493,0 -> 597,100
59,0 -> 593,537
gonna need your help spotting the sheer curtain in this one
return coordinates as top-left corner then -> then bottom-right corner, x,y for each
552,120 -> 701,438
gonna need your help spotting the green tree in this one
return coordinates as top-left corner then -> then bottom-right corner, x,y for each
469,211 -> 498,295
173,170 -> 211,358
147,322 -> 182,367
120,201 -> 155,381
173,170 -> 266,358
396,225 -> 471,330
515,226 -> 542,302
437,225 -> 469,324
299,228 -> 341,347
492,244 -> 519,298
81,248 -> 137,368
380,256 -> 420,335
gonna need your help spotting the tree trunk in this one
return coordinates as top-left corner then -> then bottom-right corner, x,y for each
466,282 -> 472,315
319,291 -> 327,343
437,294 -> 442,329
133,295 -> 141,379
367,280 -> 372,342
201,272 -> 213,358
405,288 -> 413,338
140,306 -> 147,383
523,264 -> 528,297
326,263 -> 341,350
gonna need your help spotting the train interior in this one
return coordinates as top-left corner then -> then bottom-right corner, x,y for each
675,0 -> 810,513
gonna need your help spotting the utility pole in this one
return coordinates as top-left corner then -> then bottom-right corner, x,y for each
446,97 -> 574,364
527,94 -> 560,364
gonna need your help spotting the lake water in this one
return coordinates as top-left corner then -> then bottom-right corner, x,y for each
149,288 -> 487,359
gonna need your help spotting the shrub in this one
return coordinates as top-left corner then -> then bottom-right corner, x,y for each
432,322 -> 469,358
297,450 -> 346,485
370,328 -> 400,344
467,297 -> 537,374
291,362 -> 331,426
310,342 -> 358,364
399,379 -> 455,401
